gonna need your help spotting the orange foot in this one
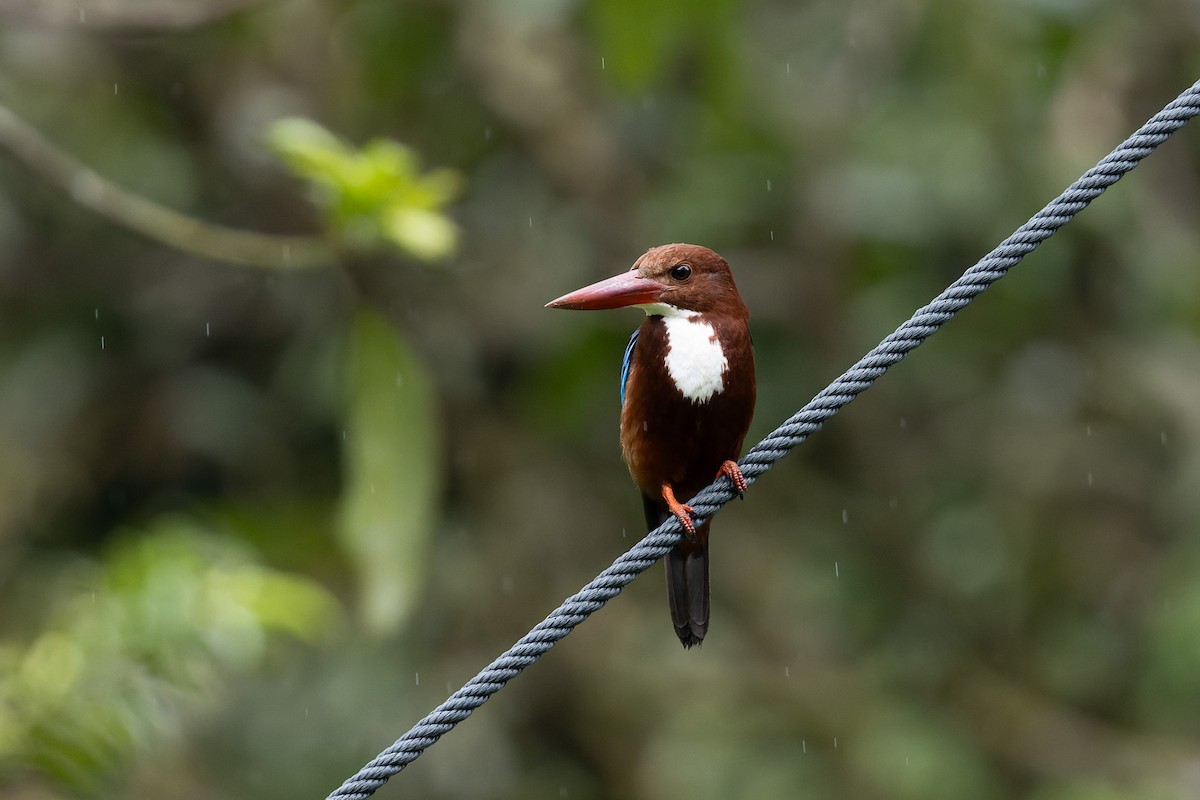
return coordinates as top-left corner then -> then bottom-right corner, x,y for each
719,460 -> 748,496
661,483 -> 696,538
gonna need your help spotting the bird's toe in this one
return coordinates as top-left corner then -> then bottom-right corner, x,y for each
719,460 -> 748,496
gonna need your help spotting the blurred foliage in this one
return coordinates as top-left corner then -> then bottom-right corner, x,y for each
268,117 -> 461,260
337,308 -> 441,635
0,519 -> 337,791
0,0 -> 1198,799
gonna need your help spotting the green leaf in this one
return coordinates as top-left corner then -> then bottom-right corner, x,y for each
0,519 -> 338,789
381,206 -> 458,261
337,309 -> 441,635
266,117 -> 462,260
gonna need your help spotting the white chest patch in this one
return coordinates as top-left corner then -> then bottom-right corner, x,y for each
663,315 -> 727,403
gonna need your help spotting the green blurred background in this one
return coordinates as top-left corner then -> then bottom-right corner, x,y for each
1,1 -> 1199,798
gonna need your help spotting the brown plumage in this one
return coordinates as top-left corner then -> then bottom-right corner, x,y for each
618,246 -> 755,646
547,244 -> 756,647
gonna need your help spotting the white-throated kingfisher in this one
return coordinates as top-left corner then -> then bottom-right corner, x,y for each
547,244 -> 755,647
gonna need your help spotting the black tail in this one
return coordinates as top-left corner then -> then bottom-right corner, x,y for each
643,494 -> 710,648
665,533 -> 709,647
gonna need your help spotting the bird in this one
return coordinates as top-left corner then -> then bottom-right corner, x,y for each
546,244 -> 755,647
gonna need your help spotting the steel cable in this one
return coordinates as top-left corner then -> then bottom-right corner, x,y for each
325,79 -> 1200,800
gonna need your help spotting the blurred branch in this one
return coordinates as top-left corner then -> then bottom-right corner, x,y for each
0,0 -> 270,31
0,102 -> 335,269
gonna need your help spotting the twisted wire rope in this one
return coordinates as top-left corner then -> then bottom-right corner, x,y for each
326,79 -> 1200,800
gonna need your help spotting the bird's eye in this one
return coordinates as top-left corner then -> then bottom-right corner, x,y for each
669,264 -> 692,281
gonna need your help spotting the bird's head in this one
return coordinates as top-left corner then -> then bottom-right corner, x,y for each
546,244 -> 748,319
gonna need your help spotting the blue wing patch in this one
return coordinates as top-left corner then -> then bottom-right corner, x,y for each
619,328 -> 639,406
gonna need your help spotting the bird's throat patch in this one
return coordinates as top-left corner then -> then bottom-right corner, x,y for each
663,315 -> 728,403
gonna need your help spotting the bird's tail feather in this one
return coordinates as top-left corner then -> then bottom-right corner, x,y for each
665,532 -> 709,648
642,493 -> 710,648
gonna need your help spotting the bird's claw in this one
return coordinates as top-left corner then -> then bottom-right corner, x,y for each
660,483 -> 697,539
719,460 -> 748,497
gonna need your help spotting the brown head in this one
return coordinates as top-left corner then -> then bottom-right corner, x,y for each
546,244 -> 749,320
